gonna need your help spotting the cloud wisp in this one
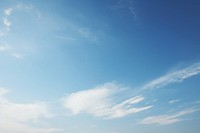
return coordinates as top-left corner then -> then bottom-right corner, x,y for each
168,99 -> 182,104
0,3 -> 40,37
141,63 -> 200,90
62,62 -> 200,120
0,44 -> 11,52
140,108 -> 199,125
0,88 -> 60,133
0,9 -> 12,37
62,82 -> 152,119
0,3 -> 41,59
110,0 -> 137,21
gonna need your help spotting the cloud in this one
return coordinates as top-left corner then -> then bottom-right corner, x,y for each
3,17 -> 12,27
168,99 -> 182,104
4,8 -> 13,16
0,17 -> 11,37
61,62 -> 200,120
139,108 -> 199,125
0,4 -> 36,37
108,97 -> 152,119
0,88 -> 10,95
0,88 -> 59,133
62,82 -> 152,119
11,53 -> 23,59
0,7 -> 13,37
110,0 -> 137,21
0,121 -> 62,133
78,28 -> 99,42
0,44 -> 11,52
141,63 -> 200,90
0,4 -> 41,58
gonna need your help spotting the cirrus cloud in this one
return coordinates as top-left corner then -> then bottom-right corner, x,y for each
62,82 -> 152,119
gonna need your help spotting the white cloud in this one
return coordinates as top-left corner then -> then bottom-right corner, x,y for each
78,28 -> 98,42
108,97 -> 152,119
0,88 -> 59,133
0,88 -> 10,96
3,17 -> 12,27
110,0 -> 137,21
140,108 -> 198,125
0,121 -> 62,133
1,3 -> 40,37
169,99 -> 181,104
1,8 -> 12,37
142,63 -> 200,90
0,44 -> 11,52
62,62 -> 200,120
62,82 -> 152,119
0,4 -> 40,58
11,53 -> 23,59
4,8 -> 13,16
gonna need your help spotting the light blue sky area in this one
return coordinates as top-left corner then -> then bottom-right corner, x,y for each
0,0 -> 200,133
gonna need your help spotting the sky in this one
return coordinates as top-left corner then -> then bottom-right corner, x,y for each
0,0 -> 200,133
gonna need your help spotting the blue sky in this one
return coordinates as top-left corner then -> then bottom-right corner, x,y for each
0,0 -> 200,133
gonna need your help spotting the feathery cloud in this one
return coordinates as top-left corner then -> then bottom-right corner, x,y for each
0,44 -> 11,52
168,99 -> 182,104
140,108 -> 199,125
110,0 -> 137,21
142,63 -> 200,90
62,82 -> 152,119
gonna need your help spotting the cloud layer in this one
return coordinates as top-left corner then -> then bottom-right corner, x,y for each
0,88 -> 59,133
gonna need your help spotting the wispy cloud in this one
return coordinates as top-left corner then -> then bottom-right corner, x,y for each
0,88 -> 52,121
62,82 -> 152,119
78,28 -> 99,42
169,99 -> 182,104
110,0 -> 137,21
0,44 -> 11,52
4,8 -> 13,16
0,6 -> 15,37
0,43 -> 23,59
0,88 -> 10,96
1,3 -> 40,37
0,3 -> 41,59
0,88 -> 60,133
11,53 -> 23,59
140,108 -> 199,125
3,17 -> 11,27
141,63 -> 200,90
62,62 -> 200,119
0,121 -> 62,133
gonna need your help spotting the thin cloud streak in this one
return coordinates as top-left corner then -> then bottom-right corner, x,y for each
0,44 -> 11,52
141,63 -> 200,90
140,108 -> 199,125
110,0 -> 137,21
169,99 -> 182,104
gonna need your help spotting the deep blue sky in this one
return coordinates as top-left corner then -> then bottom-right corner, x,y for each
0,0 -> 200,133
